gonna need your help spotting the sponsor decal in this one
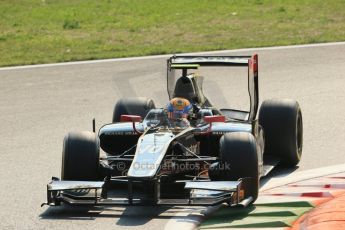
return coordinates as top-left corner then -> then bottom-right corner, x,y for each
105,131 -> 137,135
211,131 -> 227,135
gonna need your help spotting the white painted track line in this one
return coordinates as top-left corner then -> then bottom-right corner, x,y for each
1,41 -> 345,71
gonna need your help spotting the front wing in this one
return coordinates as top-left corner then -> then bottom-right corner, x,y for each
42,177 -> 253,207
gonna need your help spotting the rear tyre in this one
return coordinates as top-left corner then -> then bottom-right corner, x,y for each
212,132 -> 259,203
62,131 -> 100,181
112,97 -> 156,122
259,99 -> 303,167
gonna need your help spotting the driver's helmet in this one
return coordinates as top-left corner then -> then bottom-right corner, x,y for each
167,97 -> 192,120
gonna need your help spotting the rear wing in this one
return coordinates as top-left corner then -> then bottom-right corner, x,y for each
167,54 -> 259,121
169,56 -> 251,67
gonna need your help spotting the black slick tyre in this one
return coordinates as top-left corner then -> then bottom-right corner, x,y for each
259,99 -> 303,167
61,131 -> 100,181
217,132 -> 259,203
112,97 -> 156,123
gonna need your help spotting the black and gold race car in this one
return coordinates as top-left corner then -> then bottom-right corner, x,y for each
43,54 -> 303,208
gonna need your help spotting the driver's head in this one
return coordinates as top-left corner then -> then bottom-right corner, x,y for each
167,97 -> 192,120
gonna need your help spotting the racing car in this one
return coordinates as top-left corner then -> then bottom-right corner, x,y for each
43,54 -> 303,208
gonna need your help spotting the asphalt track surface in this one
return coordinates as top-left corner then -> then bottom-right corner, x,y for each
0,43 -> 345,229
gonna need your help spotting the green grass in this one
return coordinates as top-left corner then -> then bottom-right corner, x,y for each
0,0 -> 345,66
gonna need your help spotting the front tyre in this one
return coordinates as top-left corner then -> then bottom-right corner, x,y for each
212,132 -> 259,203
259,99 -> 303,167
61,131 -> 100,181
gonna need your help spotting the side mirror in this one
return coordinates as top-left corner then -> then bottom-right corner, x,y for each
120,115 -> 142,134
204,115 -> 225,123
120,115 -> 142,123
202,115 -> 226,134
